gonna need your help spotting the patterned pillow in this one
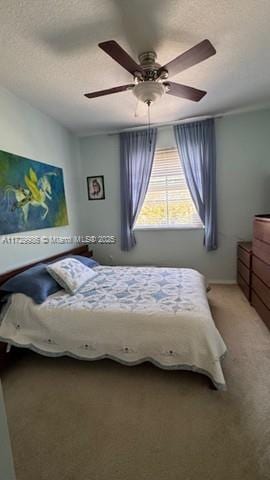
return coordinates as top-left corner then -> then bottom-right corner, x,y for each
47,258 -> 97,294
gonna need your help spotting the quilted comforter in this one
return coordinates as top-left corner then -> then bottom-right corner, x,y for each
0,266 -> 227,389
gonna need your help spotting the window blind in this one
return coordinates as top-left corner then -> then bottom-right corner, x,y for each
136,148 -> 202,228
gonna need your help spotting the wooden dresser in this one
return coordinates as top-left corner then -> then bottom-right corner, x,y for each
237,241 -> 252,301
251,215 -> 270,329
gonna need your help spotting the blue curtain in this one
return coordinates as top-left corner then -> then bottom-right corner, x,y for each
120,128 -> 157,251
174,119 -> 217,251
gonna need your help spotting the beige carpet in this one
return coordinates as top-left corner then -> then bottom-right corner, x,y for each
2,285 -> 270,480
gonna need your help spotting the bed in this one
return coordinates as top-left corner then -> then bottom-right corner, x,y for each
0,246 -> 227,390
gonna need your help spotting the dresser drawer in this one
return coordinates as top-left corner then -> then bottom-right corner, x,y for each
254,217 -> 270,243
252,274 -> 270,310
253,238 -> 270,265
237,272 -> 250,301
237,244 -> 252,268
251,291 -> 270,330
252,256 -> 270,288
237,259 -> 250,284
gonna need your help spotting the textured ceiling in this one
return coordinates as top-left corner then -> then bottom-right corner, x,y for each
1,0 -> 270,135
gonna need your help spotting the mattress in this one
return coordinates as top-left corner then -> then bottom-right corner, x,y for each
0,266 -> 227,389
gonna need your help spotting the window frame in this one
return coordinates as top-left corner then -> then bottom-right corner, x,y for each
134,224 -> 204,231
134,147 -> 204,231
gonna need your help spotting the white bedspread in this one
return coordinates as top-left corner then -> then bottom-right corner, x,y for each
0,266 -> 227,389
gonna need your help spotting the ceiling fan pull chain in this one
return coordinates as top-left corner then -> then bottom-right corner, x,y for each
147,100 -> 152,151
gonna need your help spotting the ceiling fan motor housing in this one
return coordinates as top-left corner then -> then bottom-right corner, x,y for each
136,51 -> 168,81
138,51 -> 158,68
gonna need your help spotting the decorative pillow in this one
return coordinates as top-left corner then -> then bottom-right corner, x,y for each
47,255 -> 99,269
0,263 -> 62,304
47,258 -> 97,294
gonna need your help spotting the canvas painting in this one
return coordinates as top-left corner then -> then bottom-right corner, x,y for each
0,149 -> 69,235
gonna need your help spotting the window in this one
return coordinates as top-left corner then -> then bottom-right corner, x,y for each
135,147 -> 202,229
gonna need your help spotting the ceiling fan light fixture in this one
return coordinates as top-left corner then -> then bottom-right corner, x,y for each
132,81 -> 165,104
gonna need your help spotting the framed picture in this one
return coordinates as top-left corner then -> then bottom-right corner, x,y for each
0,149 -> 68,235
87,175 -> 105,200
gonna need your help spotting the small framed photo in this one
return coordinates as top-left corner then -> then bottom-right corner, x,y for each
87,176 -> 105,200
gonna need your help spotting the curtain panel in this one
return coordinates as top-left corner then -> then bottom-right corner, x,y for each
174,119 -> 217,251
120,128 -> 157,251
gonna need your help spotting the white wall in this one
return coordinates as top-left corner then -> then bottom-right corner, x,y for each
78,109 -> 270,282
1,84 -> 269,282
0,86 -> 82,273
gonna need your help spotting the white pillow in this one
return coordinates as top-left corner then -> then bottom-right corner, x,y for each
47,258 -> 97,294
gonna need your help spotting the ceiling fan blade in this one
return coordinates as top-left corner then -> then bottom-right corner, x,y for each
158,39 -> 216,78
99,40 -> 143,76
84,84 -> 134,99
165,82 -> 206,102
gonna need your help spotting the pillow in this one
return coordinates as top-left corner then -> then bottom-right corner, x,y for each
47,258 -> 97,294
0,263 -> 62,304
47,254 -> 99,269
70,255 -> 99,268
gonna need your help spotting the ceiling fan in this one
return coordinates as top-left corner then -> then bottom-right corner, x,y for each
84,39 -> 216,106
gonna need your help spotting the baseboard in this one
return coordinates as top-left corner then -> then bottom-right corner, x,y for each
209,280 -> 237,285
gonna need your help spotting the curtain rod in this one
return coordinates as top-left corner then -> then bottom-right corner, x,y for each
79,102 -> 270,138
107,114 -> 223,136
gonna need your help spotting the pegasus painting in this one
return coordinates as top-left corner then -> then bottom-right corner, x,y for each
0,149 -> 68,234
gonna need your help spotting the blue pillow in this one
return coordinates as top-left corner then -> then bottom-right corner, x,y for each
0,263 -> 62,304
70,255 -> 99,268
